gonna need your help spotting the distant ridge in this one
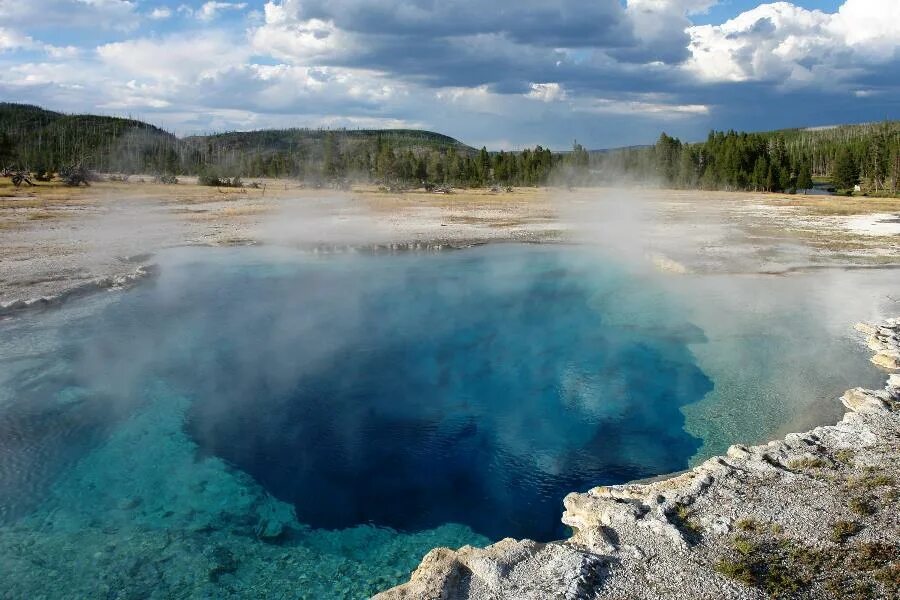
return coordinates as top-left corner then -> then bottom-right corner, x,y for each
185,128 -> 473,153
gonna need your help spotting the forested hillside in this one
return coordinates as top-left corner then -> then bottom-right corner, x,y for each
0,103 -> 180,176
0,103 -> 500,183
181,128 -> 478,180
0,102 -> 896,194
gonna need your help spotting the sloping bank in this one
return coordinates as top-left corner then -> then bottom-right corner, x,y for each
375,320 -> 900,600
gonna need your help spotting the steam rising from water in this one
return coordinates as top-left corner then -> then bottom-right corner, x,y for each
252,193 -> 396,248
552,187 -> 897,451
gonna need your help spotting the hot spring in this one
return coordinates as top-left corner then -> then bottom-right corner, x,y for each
0,243 -> 892,598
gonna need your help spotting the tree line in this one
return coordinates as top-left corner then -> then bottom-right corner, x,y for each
1,103 -> 896,195
594,121 -> 899,195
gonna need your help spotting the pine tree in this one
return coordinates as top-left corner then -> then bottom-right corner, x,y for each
831,148 -> 859,191
478,147 -> 491,184
779,163 -> 795,193
796,160 -> 813,193
751,156 -> 768,191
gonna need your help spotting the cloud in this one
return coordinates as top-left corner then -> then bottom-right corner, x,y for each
527,83 -> 567,103
44,45 -> 82,59
97,32 -> 251,82
251,14 -> 357,63
615,0 -> 719,63
269,0 -> 635,48
148,7 -> 173,20
581,96 -> 710,117
685,0 -> 900,87
190,63 -> 411,115
0,28 -> 35,52
0,28 -> 80,59
192,1 -> 248,22
832,0 -> 900,58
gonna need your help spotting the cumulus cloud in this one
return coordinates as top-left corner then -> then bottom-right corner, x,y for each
251,13 -> 357,62
832,0 -> 900,58
686,0 -> 900,87
97,32 -> 251,82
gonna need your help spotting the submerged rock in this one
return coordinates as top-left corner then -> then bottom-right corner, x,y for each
872,351 -> 900,370
854,322 -> 878,336
206,545 -> 239,581
860,320 -> 900,370
253,497 -> 297,542
888,373 -> 900,391
376,318 -> 900,600
841,388 -> 892,413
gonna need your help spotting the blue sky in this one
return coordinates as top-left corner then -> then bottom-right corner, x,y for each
0,0 -> 896,149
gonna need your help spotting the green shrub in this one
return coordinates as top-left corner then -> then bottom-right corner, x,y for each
788,456 -> 826,470
668,503 -> 703,542
848,497 -> 876,516
831,521 -> 861,544
733,536 -> 757,556
735,518 -> 758,532
835,449 -> 855,465
715,559 -> 756,586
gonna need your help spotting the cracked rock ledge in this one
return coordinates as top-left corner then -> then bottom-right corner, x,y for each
375,319 -> 900,600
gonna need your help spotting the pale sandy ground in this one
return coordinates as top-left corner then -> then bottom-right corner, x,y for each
1,178 -> 899,308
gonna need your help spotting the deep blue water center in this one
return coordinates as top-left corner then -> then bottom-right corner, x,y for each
2,245 -> 712,543
171,245 -> 710,541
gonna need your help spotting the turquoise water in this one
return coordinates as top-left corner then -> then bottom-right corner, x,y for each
0,244 -> 891,598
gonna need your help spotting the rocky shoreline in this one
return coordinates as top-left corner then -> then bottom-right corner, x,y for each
376,319 -> 900,599
0,264 -> 158,318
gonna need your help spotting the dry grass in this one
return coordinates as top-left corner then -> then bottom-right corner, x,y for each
772,194 -> 900,216
27,210 -> 68,221
196,204 -> 271,219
